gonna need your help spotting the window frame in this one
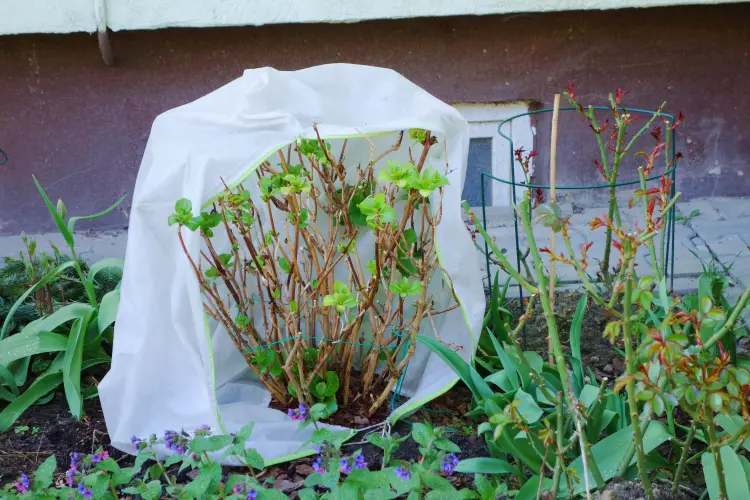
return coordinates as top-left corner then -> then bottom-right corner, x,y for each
453,102 -> 534,211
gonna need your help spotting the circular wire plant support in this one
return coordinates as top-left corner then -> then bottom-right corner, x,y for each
478,106 -> 679,346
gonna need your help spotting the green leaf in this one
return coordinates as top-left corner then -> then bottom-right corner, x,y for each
0,330 -> 68,367
244,448 -> 265,470
709,393 -> 723,412
514,389 -> 542,424
63,315 -> 91,420
98,289 -> 120,333
67,195 -> 126,235
421,471 -> 455,491
0,371 -> 64,431
715,414 -> 750,452
578,384 -> 600,408
86,258 -> 124,291
703,446 -> 750,500
433,437 -> 461,453
324,371 -> 340,397
566,421 -> 671,495
278,257 -> 291,273
0,260 -> 76,340
388,277 -> 423,298
33,455 -> 56,490
455,457 -> 515,474
417,335 -> 493,400
515,476 -> 553,500
190,435 -> 234,453
570,294 -> 587,389
32,175 -> 75,250
411,423 -> 433,447
237,421 -> 255,442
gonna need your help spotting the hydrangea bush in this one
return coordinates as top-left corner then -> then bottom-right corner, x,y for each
169,128 -> 459,415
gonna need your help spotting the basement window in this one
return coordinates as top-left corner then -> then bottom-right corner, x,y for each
452,102 -> 534,208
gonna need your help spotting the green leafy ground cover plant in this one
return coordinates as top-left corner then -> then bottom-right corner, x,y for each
2,407 -> 507,500
170,128 -> 459,415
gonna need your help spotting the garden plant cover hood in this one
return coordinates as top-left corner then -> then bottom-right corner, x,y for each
99,64 -> 484,465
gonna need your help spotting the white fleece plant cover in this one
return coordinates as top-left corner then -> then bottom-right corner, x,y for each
99,64 -> 484,465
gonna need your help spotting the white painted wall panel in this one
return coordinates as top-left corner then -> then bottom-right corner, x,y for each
0,0 -> 741,35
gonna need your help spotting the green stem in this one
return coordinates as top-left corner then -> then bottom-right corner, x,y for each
701,285 -> 750,351
560,231 -> 623,319
464,201 -> 538,295
621,243 -> 654,500
519,195 -> 605,494
671,423 -> 696,495
588,106 -> 611,177
551,392 -> 565,498
73,252 -> 98,307
705,408 -> 728,500
637,168 -> 662,282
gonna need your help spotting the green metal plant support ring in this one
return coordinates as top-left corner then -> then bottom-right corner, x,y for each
479,106 -> 679,348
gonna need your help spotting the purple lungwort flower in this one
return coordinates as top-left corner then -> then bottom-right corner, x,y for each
353,454 -> 368,470
441,453 -> 459,476
65,468 -> 76,487
232,482 -> 246,494
70,452 -> 81,470
312,458 -> 325,474
394,466 -> 411,480
164,430 -> 187,455
340,458 -> 352,474
91,451 -> 109,464
247,489 -> 258,500
14,473 -> 30,494
78,482 -> 93,499
287,404 -> 308,421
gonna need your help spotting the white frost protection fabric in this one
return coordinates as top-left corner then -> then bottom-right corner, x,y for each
99,64 -> 485,464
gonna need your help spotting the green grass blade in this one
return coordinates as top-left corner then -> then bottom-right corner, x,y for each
0,260 -> 77,340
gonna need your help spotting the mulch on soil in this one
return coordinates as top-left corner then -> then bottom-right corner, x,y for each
0,395 -> 132,481
506,291 -> 623,379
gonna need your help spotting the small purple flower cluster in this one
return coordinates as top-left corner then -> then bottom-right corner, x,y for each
77,482 -> 93,499
394,466 -> 411,480
441,453 -> 459,476
312,457 -> 325,474
91,450 -> 109,464
287,403 -> 307,421
13,473 -> 29,494
231,482 -> 258,500
66,452 -> 81,487
164,430 -> 188,455
195,424 -> 212,436
339,458 -> 351,474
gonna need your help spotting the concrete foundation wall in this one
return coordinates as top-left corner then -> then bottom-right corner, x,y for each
0,4 -> 748,236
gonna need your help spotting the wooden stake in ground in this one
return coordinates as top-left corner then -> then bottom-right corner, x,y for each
548,94 -> 561,365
